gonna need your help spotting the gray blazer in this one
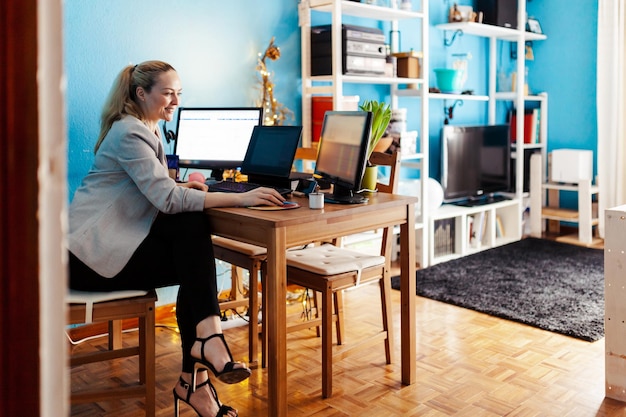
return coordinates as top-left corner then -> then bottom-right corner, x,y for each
68,116 -> 206,277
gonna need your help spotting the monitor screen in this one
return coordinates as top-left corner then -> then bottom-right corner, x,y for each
241,125 -> 303,178
173,107 -> 263,175
441,124 -> 511,204
314,111 -> 372,203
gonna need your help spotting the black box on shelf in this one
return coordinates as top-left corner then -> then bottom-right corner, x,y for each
510,147 -> 542,193
310,24 -> 387,76
475,0 -> 518,29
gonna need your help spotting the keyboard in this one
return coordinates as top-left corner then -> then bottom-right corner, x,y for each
207,180 -> 292,197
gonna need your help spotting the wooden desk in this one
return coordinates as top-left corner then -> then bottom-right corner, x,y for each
206,193 -> 417,416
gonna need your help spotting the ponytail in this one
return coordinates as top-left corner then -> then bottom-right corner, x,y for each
95,60 -> 175,153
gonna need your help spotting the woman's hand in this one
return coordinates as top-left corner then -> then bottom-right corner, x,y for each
239,187 -> 286,207
179,181 -> 208,192
202,186 -> 286,209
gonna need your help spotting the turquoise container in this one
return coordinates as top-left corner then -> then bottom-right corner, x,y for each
434,69 -> 464,93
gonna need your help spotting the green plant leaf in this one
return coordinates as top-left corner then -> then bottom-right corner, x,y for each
359,100 -> 392,158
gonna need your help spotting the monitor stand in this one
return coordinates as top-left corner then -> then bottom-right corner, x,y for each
324,185 -> 368,204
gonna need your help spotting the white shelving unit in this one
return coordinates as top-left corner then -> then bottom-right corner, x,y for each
298,0 -> 429,267
424,2 -> 547,263
429,198 -> 520,265
529,153 -> 601,246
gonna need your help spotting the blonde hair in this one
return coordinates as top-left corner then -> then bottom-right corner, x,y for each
95,60 -> 176,153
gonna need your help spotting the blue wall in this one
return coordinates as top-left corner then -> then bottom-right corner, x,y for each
65,0 -> 598,191
64,0 -> 302,196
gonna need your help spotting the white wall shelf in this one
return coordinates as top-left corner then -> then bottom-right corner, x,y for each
433,2 -> 548,250
436,21 -> 547,42
308,0 -> 424,20
429,93 -> 489,101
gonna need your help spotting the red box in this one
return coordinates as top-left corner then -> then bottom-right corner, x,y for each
311,96 -> 360,143
312,96 -> 333,143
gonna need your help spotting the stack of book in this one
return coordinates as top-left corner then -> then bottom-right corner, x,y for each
433,218 -> 455,257
509,108 -> 540,144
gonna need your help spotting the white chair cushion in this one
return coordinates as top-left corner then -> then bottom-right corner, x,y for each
67,289 -> 149,323
286,244 -> 385,277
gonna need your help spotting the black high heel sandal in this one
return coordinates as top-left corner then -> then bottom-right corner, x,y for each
173,376 -> 238,417
191,333 -> 251,386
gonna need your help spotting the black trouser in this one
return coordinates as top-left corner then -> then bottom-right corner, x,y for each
69,212 -> 220,373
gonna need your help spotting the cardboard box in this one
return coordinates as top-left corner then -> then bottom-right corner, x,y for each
392,52 -> 422,78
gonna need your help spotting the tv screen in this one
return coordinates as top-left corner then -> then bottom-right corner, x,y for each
314,111 -> 372,204
441,124 -> 511,205
173,107 -> 263,177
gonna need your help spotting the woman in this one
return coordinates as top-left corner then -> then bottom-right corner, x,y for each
68,60 -> 285,417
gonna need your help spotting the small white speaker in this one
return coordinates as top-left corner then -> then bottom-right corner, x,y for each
550,149 -> 593,184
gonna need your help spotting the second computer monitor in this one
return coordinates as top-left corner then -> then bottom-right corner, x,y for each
314,110 -> 373,204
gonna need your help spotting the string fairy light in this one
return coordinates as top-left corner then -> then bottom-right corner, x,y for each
256,37 -> 293,126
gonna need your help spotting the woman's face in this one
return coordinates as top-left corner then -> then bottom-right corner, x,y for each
137,70 -> 182,124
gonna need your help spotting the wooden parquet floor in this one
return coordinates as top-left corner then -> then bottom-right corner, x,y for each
70,276 -> 626,417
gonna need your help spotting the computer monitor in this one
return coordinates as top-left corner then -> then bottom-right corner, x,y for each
441,124 -> 511,206
173,107 -> 263,179
314,111 -> 373,204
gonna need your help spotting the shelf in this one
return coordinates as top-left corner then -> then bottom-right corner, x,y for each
399,152 -> 424,161
542,182 -> 600,193
436,22 -> 547,42
428,198 -> 522,265
429,92 -> 489,101
308,0 -> 424,20
495,92 -> 548,102
310,74 -> 423,85
541,207 -> 599,225
431,198 -> 519,220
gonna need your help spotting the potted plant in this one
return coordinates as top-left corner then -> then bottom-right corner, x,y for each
360,100 -> 392,189
360,100 -> 392,158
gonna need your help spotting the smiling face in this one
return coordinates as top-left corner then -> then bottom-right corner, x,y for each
136,69 -> 182,127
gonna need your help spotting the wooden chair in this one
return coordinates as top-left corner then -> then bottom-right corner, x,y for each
211,237 -> 264,366
67,289 -> 157,416
211,147 -> 318,367
284,150 -> 401,398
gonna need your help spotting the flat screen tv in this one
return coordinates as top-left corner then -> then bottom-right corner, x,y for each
173,107 -> 263,179
441,124 -> 511,206
314,111 -> 373,204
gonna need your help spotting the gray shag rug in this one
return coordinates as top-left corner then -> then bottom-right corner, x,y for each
391,238 -> 604,341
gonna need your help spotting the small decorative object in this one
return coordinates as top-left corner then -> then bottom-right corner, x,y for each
434,68 -> 465,93
449,3 -> 463,22
527,17 -> 543,34
449,4 -> 476,23
256,37 -> 293,126
400,0 -> 411,11
309,189 -> 324,209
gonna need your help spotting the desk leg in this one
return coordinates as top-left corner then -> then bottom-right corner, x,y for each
400,204 -> 416,385
265,228 -> 288,417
